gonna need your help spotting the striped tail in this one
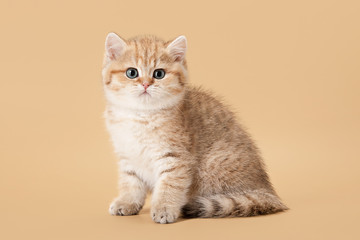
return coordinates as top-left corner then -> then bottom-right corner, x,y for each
182,190 -> 288,218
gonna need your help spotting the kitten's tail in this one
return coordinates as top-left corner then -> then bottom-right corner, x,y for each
182,190 -> 288,218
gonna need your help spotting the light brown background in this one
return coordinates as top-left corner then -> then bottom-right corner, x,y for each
1,0 -> 359,239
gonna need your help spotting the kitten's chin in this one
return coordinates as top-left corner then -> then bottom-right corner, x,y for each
136,91 -> 185,111
105,90 -> 184,112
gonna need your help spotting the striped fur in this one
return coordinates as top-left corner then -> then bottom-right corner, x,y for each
102,33 -> 287,224
182,190 -> 287,218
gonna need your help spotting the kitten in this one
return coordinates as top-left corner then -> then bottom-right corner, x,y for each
102,33 -> 288,224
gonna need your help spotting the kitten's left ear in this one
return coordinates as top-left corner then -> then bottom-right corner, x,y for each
166,35 -> 187,62
105,32 -> 127,61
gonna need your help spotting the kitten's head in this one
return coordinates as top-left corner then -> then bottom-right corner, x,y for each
102,33 -> 188,111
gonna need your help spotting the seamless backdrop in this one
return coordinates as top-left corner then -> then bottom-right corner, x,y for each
0,0 -> 359,240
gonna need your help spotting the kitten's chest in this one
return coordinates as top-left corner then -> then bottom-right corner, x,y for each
107,113 -> 171,187
106,111 -> 169,161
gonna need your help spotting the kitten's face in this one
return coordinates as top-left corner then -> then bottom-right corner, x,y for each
102,34 -> 187,111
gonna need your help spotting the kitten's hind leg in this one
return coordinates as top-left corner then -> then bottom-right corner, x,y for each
109,170 -> 147,216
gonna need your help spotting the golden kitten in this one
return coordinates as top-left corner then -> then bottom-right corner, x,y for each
102,33 -> 287,224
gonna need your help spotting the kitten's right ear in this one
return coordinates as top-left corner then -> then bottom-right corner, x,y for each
105,32 -> 127,61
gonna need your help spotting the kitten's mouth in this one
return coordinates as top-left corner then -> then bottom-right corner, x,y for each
140,91 -> 151,97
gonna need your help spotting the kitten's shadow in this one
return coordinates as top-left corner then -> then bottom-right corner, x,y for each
140,207 -> 189,223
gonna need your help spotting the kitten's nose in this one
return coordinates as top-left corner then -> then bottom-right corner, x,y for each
142,82 -> 149,90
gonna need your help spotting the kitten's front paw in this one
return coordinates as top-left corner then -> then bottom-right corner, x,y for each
109,198 -> 142,216
151,204 -> 180,224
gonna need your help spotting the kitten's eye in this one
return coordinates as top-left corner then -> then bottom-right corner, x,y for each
153,69 -> 165,79
126,68 -> 138,79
